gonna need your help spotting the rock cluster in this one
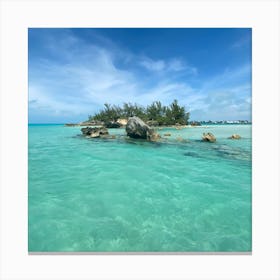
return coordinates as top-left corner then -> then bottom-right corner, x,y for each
81,126 -> 109,138
202,132 -> 216,142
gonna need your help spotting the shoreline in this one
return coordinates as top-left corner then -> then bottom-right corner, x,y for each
64,123 -> 252,128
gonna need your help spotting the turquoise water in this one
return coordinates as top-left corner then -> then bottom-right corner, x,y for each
28,124 -> 252,252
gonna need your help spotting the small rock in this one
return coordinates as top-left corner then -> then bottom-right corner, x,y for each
90,132 -> 100,138
229,134 -> 241,139
164,133 -> 171,136
202,132 -> 216,142
149,133 -> 161,142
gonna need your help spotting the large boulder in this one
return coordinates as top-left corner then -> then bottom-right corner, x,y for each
202,132 -> 216,142
126,116 -> 160,141
81,126 -> 109,138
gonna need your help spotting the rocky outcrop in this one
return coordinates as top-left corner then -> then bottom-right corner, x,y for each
202,132 -> 216,142
228,134 -> 241,139
79,120 -> 104,126
65,123 -> 79,127
105,121 -> 121,128
117,118 -> 128,126
65,121 -> 104,127
126,116 -> 160,141
146,120 -> 159,127
81,126 -> 109,138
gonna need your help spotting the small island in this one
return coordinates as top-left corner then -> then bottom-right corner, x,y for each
66,100 -> 249,143
66,100 -> 190,128
66,100 -> 251,129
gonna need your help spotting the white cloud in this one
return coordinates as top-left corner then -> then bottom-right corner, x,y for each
139,57 -> 197,74
29,32 -> 200,121
189,83 -> 252,121
168,58 -> 197,74
28,85 -> 93,116
140,58 -> 166,71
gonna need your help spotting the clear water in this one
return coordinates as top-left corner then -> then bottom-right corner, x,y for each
28,124 -> 252,252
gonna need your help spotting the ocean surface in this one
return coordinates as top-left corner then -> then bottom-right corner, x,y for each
28,124 -> 252,252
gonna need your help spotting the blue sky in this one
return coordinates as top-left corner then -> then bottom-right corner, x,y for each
28,28 -> 251,123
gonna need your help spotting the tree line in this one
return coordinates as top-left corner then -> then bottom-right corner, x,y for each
88,100 -> 190,126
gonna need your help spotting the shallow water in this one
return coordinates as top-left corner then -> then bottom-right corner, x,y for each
28,124 -> 252,252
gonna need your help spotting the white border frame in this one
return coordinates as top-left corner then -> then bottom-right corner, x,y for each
0,0 -> 279,279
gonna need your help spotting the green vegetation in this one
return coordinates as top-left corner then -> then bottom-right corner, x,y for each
88,100 -> 190,126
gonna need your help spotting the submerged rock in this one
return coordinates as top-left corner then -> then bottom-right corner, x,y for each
148,132 -> 161,141
164,133 -> 171,136
126,116 -> 160,141
202,132 -> 216,142
228,134 -> 241,139
214,145 -> 249,160
183,151 -> 200,157
176,137 -> 189,143
81,126 -> 109,138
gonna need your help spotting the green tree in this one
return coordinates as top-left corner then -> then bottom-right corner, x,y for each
104,103 -> 122,122
122,103 -> 146,120
147,101 -> 162,120
168,99 -> 187,125
88,100 -> 190,126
